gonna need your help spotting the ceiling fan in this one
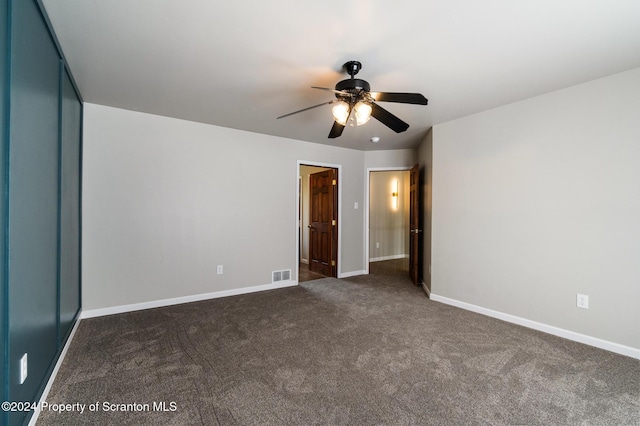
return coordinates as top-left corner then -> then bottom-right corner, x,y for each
277,61 -> 428,138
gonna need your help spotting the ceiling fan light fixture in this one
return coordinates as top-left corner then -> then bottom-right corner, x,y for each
278,61 -> 428,139
354,102 -> 372,125
332,101 -> 350,125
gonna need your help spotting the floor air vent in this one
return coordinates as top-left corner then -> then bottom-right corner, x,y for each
272,269 -> 291,283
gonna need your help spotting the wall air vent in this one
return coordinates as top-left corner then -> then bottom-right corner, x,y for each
272,269 -> 292,283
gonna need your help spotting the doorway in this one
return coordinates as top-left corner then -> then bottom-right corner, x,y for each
366,167 -> 416,282
298,162 -> 340,282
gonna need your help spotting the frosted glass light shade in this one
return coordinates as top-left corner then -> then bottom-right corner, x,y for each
354,102 -> 372,125
331,101 -> 350,125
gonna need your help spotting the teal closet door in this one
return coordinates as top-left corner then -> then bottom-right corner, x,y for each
8,0 -> 61,422
0,0 -> 8,418
59,65 -> 82,344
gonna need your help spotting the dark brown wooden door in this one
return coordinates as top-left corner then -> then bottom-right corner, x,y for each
309,169 -> 338,277
409,164 -> 420,285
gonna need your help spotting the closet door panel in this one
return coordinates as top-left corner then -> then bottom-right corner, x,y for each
59,66 -> 82,342
8,0 -> 61,418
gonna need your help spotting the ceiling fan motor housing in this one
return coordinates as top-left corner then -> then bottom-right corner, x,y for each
335,79 -> 372,105
335,78 -> 370,92
334,61 -> 373,103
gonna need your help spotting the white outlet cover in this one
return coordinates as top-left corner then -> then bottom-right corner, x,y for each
19,353 -> 28,384
577,294 -> 589,309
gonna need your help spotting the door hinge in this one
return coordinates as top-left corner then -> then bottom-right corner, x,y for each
332,219 -> 336,226
332,179 -> 336,186
331,260 -> 336,266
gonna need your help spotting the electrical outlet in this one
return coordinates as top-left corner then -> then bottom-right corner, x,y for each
217,265 -> 223,275
376,242 -> 380,249
19,353 -> 28,384
577,294 -> 589,309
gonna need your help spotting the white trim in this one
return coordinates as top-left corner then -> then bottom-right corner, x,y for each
365,166 -> 412,274
430,293 -> 640,360
300,258 -> 309,264
81,280 -> 298,319
297,161 -> 342,280
339,269 -> 366,278
420,281 -> 431,298
28,318 -> 81,426
370,254 -> 408,262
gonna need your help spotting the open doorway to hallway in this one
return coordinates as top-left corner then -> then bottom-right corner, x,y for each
298,163 -> 339,283
367,169 -> 411,278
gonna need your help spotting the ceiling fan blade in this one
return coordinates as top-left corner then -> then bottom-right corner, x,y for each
372,92 -> 428,105
277,100 -> 336,119
328,121 -> 346,138
370,102 -> 410,133
311,86 -> 352,97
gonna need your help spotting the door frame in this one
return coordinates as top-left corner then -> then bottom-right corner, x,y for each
296,160 -> 342,281
365,166 -> 412,275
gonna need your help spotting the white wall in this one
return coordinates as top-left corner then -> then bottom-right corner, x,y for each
82,104 -> 375,311
417,128 -> 433,292
431,68 -> 640,351
364,149 -> 416,169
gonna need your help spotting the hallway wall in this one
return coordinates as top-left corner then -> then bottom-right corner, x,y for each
369,171 -> 410,261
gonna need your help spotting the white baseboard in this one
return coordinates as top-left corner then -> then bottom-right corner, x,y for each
420,281 -> 431,298
300,259 -> 309,264
339,270 -> 366,278
81,280 -> 298,319
28,317 -> 81,426
370,254 -> 408,262
430,293 -> 640,360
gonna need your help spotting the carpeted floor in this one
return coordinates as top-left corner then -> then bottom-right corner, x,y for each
38,273 -> 639,425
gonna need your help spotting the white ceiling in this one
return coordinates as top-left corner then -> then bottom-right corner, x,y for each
41,0 -> 640,151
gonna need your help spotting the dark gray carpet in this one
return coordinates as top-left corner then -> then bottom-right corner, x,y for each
38,274 -> 639,425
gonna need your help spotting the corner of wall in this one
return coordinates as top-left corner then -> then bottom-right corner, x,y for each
417,129 -> 433,293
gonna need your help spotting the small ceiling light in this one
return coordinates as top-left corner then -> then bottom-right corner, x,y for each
370,136 -> 380,143
331,101 -> 350,125
354,102 -> 372,126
